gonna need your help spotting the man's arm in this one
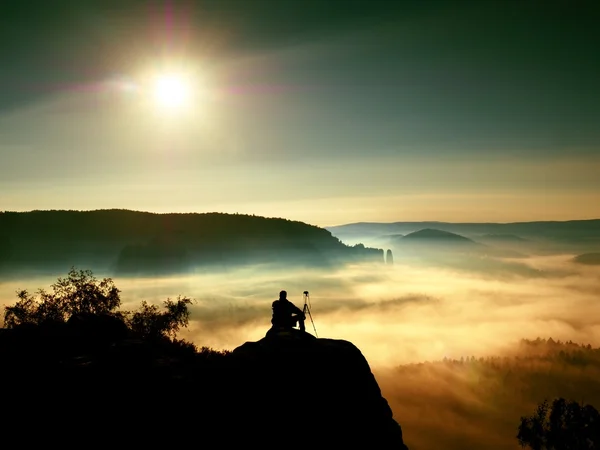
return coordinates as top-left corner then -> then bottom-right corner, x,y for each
291,302 -> 304,316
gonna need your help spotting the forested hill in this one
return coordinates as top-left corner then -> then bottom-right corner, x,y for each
0,210 -> 384,276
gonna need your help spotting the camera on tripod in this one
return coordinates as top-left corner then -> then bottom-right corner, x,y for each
302,290 -> 318,337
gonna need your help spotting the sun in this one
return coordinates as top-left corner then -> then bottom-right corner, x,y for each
153,73 -> 190,109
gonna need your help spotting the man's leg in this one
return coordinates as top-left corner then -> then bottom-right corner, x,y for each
294,314 -> 306,332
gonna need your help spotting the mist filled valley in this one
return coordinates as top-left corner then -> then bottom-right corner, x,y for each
1,211 -> 599,449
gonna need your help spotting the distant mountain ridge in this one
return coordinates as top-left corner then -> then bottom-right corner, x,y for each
327,219 -> 600,237
352,226 -> 536,266
478,234 -> 528,242
0,210 -> 385,276
326,219 -> 600,253
402,228 -> 475,243
385,228 -> 495,259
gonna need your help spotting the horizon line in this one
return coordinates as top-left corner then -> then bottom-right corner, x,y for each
2,208 -> 599,228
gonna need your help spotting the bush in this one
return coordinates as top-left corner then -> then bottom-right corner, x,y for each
3,267 -> 120,327
126,296 -> 193,341
3,267 -> 197,348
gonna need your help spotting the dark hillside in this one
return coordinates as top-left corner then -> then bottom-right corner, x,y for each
0,210 -> 384,276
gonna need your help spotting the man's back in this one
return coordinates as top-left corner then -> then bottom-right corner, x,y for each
271,299 -> 302,328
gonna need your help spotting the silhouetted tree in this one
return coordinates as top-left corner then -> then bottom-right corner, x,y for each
3,267 -> 120,327
126,296 -> 193,341
3,268 -> 196,347
517,398 -> 600,449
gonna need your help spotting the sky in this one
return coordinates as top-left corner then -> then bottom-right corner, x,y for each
1,0 -> 599,226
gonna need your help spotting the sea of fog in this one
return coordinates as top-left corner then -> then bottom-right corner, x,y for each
2,254 -> 600,449
2,253 -> 599,366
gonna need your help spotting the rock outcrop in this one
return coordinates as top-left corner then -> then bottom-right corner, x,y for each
0,322 -> 409,448
386,248 -> 394,265
226,328 -> 408,448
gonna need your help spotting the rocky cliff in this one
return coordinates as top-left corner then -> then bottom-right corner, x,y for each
226,329 -> 408,447
0,320 -> 408,448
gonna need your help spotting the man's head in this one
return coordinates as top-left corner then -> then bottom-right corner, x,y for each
279,290 -> 287,300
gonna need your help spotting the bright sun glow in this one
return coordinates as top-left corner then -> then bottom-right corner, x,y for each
153,74 -> 190,109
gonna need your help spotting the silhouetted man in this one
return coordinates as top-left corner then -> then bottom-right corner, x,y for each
271,290 -> 305,332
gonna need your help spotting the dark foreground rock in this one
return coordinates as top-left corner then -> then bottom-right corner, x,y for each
229,328 -> 408,448
0,322 -> 408,448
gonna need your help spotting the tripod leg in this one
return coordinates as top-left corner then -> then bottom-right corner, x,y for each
306,309 -> 318,337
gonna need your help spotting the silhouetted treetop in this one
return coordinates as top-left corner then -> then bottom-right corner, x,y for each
4,267 -> 120,327
127,297 -> 193,341
517,398 -> 600,449
2,267 -> 196,347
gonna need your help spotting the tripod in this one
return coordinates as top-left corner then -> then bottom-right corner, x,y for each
302,291 -> 318,337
